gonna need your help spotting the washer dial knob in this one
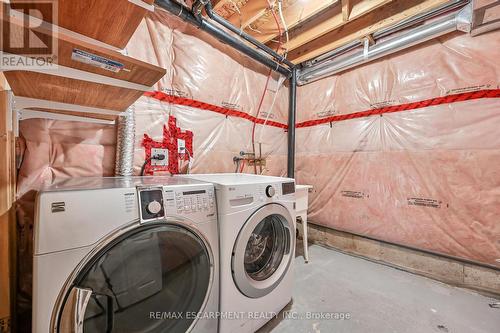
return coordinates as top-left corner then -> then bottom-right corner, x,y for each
265,185 -> 275,198
147,200 -> 162,214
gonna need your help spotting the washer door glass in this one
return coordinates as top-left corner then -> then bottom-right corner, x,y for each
232,203 -> 294,298
58,224 -> 212,333
244,214 -> 287,281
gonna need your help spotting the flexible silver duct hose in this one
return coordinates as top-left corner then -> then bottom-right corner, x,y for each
115,105 -> 136,176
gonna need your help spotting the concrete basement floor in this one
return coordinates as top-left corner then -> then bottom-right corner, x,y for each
259,244 -> 500,333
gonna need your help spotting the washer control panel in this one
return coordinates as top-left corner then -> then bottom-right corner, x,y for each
256,181 -> 295,203
265,185 -> 276,198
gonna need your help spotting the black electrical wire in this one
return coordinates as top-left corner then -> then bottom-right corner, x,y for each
140,154 -> 166,176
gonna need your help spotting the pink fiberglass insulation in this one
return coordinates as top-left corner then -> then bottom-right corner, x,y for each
133,96 -> 288,176
125,8 -> 290,176
127,9 -> 290,124
296,31 -> 500,267
15,120 -> 116,318
297,32 -> 499,121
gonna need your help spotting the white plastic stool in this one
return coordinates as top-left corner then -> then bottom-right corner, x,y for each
295,185 -> 312,263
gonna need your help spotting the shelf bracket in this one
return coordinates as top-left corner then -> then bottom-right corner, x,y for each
11,96 -> 120,137
13,96 -> 124,116
13,110 -> 115,137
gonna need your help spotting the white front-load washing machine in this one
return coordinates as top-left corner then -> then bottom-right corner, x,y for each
183,173 -> 296,333
33,177 -> 219,333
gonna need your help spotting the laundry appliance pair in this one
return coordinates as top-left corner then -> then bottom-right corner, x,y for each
33,173 -> 296,333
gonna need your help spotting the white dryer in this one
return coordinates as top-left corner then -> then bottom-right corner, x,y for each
183,173 -> 296,333
33,177 -> 219,333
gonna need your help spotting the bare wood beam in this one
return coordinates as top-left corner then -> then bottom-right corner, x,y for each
288,0 -> 450,63
364,33 -> 375,45
0,89 -> 14,219
275,0 -> 392,53
214,0 -> 230,11
248,0 -> 338,44
227,0 -> 270,29
0,88 -> 15,333
342,0 -> 352,21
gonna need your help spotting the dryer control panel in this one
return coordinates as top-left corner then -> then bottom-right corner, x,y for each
138,188 -> 165,222
138,184 -> 216,223
164,186 -> 216,220
168,188 -> 215,214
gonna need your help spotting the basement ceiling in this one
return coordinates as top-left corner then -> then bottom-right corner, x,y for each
212,0 -> 458,64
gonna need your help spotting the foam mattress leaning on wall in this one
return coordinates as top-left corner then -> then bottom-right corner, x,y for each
295,31 -> 500,267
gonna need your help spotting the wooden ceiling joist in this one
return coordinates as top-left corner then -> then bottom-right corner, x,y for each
249,0 -> 338,44
287,0 -> 450,63
213,0 -> 249,18
342,0 -> 352,22
227,0 -> 269,29
274,0 -> 393,55
214,0 -> 231,10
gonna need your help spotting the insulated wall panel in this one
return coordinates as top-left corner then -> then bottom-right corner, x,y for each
297,32 -> 500,122
125,7 -> 290,176
133,96 -> 287,176
126,9 -> 290,124
296,31 -> 500,267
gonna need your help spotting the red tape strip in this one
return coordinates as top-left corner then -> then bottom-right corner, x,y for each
144,91 -> 288,129
296,89 -> 500,128
145,89 -> 500,129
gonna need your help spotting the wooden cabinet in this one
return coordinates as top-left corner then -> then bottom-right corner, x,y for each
8,0 -> 154,49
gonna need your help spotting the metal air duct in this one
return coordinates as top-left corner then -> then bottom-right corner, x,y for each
298,3 -> 472,85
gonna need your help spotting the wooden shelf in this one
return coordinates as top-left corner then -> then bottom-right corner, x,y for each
53,33 -> 166,87
9,0 -> 154,49
2,8 -> 166,117
5,71 -> 145,112
2,8 -> 165,86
